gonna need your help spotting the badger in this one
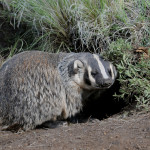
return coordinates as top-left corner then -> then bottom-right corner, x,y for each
0,51 -> 117,131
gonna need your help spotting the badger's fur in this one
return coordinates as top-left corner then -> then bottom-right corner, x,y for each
0,51 -> 117,130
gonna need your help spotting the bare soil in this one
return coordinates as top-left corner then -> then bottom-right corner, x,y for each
0,111 -> 150,150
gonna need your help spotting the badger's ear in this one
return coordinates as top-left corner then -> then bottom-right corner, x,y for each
68,60 -> 84,76
74,60 -> 84,70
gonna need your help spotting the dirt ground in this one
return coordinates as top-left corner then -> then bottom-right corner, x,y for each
0,111 -> 150,150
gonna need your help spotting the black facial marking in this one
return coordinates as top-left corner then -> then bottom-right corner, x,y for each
84,69 -> 91,86
108,69 -> 112,77
68,61 -> 75,77
91,70 -> 98,77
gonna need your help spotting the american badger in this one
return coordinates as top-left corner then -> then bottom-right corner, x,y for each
0,51 -> 117,130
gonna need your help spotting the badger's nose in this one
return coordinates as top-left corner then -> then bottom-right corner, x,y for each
102,79 -> 112,87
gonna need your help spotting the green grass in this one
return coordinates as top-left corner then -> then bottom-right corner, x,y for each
0,0 -> 150,110
1,0 -> 149,53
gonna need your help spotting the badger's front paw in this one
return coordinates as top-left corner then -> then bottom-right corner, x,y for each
39,120 -> 68,129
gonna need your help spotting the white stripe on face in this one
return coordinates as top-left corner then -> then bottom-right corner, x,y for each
87,66 -> 96,85
93,54 -> 109,79
109,63 -> 114,80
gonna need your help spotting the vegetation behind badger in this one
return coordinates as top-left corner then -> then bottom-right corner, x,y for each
0,51 -> 117,131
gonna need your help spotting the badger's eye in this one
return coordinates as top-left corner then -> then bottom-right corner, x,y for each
91,72 -> 97,77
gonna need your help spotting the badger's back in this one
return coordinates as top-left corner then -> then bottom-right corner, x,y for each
0,51 -> 68,130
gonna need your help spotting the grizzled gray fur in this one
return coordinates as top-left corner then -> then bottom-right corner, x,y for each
0,51 -> 117,131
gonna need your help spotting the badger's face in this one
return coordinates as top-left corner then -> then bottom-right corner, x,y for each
68,54 -> 117,90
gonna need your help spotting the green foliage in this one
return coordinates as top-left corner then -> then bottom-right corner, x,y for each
103,39 -> 150,110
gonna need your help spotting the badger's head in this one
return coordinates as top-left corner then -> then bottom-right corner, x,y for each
68,53 -> 117,90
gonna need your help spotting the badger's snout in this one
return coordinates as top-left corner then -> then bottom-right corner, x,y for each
101,78 -> 113,87
96,77 -> 114,89
92,58 -> 117,89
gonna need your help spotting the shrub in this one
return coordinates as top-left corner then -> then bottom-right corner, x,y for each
103,39 -> 150,111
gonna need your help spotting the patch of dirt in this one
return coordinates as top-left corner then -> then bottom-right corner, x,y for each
0,111 -> 150,150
